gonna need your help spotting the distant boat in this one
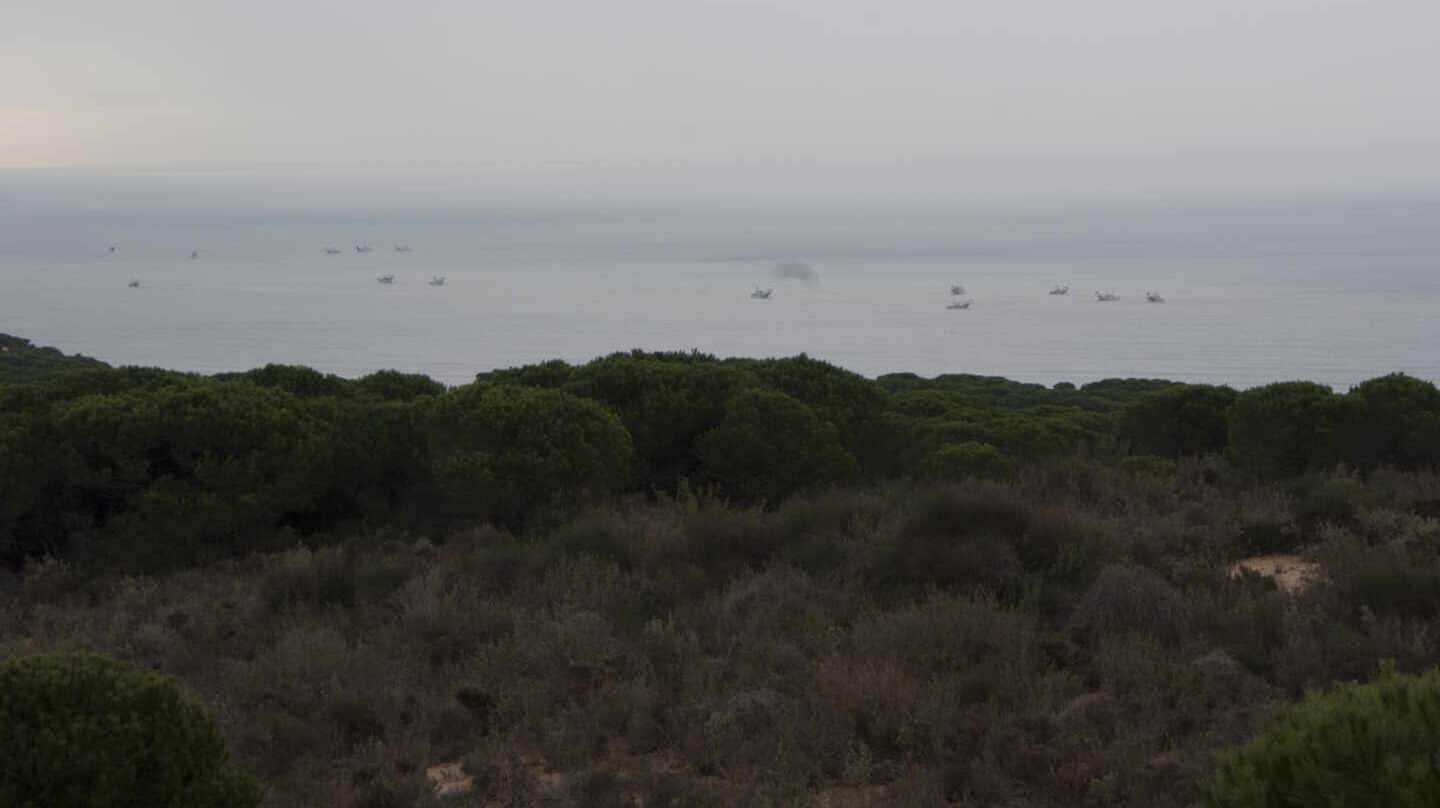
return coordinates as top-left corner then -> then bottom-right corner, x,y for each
189,250 -> 199,260
356,245 -> 373,253
429,276 -> 446,286
1095,291 -> 1120,302
394,244 -> 413,253
1146,291 -> 1166,303
377,274 -> 396,284
324,248 -> 342,255
950,283 -> 966,296
751,287 -> 773,299
127,279 -> 140,288
108,245 -> 117,254
1049,285 -> 1069,295
947,299 -> 973,310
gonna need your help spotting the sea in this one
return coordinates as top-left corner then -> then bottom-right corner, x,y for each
2,198 -> 1437,390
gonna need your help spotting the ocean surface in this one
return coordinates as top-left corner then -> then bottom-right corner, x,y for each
2,204 -> 1437,389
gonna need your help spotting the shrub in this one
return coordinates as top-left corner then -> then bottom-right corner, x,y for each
1205,664 -> 1440,807
1118,454 -> 1179,480
695,388 -> 859,502
882,485 -> 1032,596
851,593 -> 1039,691
221,364 -> 351,398
0,654 -> 262,807
557,352 -> 754,489
1298,476 -> 1374,526
1350,373 -> 1440,467
51,379 -> 343,567
1069,564 -> 1192,647
1119,384 -> 1237,458
733,354 -> 890,463
426,383 -> 634,523
1227,382 -> 1341,476
921,441 -> 1013,481
1320,541 -> 1440,621
353,369 -> 446,401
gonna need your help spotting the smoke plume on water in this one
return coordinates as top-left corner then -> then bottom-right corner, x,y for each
770,261 -> 819,286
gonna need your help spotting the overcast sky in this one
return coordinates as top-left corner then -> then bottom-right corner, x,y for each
4,0 -> 1438,206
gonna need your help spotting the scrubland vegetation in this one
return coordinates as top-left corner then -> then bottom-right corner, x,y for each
3,333 -> 1440,806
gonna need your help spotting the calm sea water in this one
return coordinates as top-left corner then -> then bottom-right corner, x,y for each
2,208 -> 1437,389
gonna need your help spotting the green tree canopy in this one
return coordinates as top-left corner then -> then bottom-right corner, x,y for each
695,387 -> 859,502
0,654 -> 262,808
1228,382 -> 1342,476
1118,384 -> 1237,458
426,383 -> 634,522
1350,373 -> 1440,467
1206,664 -> 1440,808
353,369 -> 446,401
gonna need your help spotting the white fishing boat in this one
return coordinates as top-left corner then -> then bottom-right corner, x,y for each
750,287 -> 773,299
1049,285 -> 1069,295
189,250 -> 199,260
1095,291 -> 1120,302
394,244 -> 413,253
376,274 -> 396,284
1146,291 -> 1166,303
324,248 -> 342,255
127,279 -> 140,288
946,299 -> 973,310
429,276 -> 446,286
356,245 -> 373,253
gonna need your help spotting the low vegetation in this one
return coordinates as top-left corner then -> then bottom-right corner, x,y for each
2,332 -> 1439,805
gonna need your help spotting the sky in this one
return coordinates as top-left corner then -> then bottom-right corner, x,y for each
3,0 -> 1439,207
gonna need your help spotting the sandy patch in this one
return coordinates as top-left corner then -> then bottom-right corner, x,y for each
1228,554 -> 1322,593
426,762 -> 474,798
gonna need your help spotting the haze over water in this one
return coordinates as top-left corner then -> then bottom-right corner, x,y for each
3,197 -> 1436,390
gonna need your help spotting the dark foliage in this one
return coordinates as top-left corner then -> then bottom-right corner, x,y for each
1227,382 -> 1351,476
0,332 -> 109,383
1119,384 -> 1237,458
0,654 -> 262,808
5,335 -> 1440,804
1206,664 -> 1440,807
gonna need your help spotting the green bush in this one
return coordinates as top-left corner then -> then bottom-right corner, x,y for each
219,364 -> 351,398
1298,476 -> 1374,526
426,383 -> 635,522
1321,541 -> 1440,621
1350,374 -> 1440,468
0,654 -> 262,808
1206,664 -> 1440,807
1228,382 -> 1343,476
921,441 -> 1013,481
881,484 -> 1032,597
915,405 -> 1112,463
353,369 -> 446,401
733,354 -> 890,464
0,332 -> 108,384
558,352 -> 755,489
695,388 -> 859,502
47,380 -> 347,566
1118,384 -> 1236,458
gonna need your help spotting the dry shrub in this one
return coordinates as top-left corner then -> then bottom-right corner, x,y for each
710,567 -> 848,656
1234,488 -> 1299,554
1069,564 -> 1193,647
261,545 -> 357,611
815,657 -> 920,759
851,594 -> 1037,689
